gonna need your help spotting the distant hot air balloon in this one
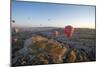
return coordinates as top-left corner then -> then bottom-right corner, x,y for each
48,19 -> 51,21
15,28 -> 19,33
64,25 -> 74,39
52,31 -> 59,37
12,20 -> 15,23
40,24 -> 42,26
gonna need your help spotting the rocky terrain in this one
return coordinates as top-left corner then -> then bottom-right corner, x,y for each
11,27 -> 96,66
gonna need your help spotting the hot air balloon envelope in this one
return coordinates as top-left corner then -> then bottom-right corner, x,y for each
52,31 -> 59,37
64,25 -> 74,38
12,20 -> 15,23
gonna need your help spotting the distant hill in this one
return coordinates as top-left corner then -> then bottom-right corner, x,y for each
11,27 -> 61,32
11,26 -> 95,33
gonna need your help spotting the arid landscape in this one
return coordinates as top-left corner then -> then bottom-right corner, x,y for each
11,27 -> 96,66
11,1 -> 96,66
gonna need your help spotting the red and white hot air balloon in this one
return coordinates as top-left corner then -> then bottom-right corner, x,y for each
52,31 -> 59,37
64,25 -> 74,39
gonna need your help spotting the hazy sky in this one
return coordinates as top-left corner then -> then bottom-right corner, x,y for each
12,1 -> 95,28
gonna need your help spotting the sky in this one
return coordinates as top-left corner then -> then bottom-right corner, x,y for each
11,0 -> 96,28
